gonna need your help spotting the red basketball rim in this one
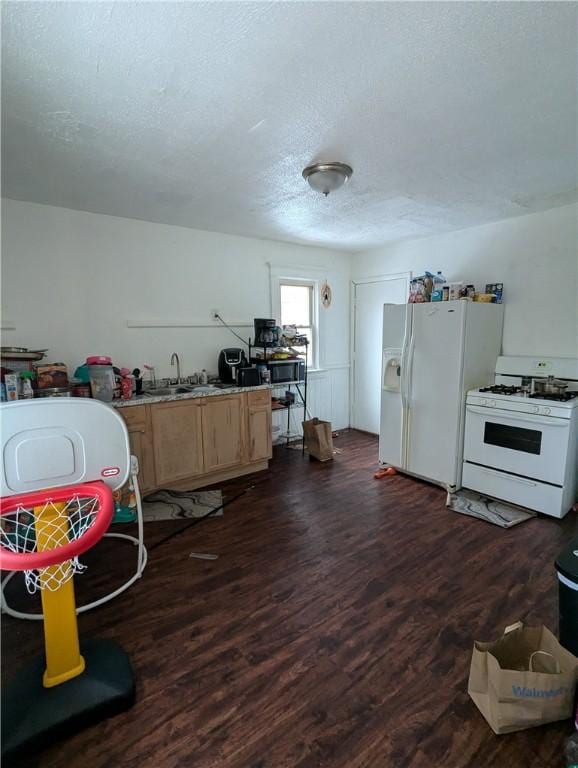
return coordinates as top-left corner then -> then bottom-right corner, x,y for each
0,481 -> 113,571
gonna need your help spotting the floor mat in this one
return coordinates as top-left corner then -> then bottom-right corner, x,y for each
446,489 -> 536,528
142,489 -> 223,521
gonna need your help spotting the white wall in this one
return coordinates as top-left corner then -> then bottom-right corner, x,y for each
352,203 -> 578,359
1,199 -> 351,428
3,199 -> 576,437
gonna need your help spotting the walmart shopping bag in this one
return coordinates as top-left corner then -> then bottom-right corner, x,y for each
468,621 -> 578,734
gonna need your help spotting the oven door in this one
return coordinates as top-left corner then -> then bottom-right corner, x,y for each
464,405 -> 569,486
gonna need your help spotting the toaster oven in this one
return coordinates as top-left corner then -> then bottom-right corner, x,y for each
237,367 -> 261,387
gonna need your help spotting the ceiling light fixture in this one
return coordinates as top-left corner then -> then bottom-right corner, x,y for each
302,161 -> 353,197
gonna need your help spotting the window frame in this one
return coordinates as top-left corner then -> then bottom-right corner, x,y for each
273,275 -> 319,370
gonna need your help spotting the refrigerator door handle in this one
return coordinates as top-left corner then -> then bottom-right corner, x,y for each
404,328 -> 416,405
400,315 -> 411,408
399,352 -> 407,408
399,322 -> 414,469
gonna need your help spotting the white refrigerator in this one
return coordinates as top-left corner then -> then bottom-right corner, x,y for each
379,300 -> 503,489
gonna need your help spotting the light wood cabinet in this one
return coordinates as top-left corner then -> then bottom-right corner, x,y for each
246,391 -> 272,462
201,396 -> 245,473
120,405 -> 156,493
118,389 -> 271,493
150,400 -> 204,486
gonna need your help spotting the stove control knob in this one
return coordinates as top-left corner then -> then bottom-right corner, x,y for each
543,407 -> 551,415
532,406 -> 540,414
489,399 -> 496,408
481,398 -> 488,406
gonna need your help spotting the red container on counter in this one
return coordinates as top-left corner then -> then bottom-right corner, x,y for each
86,355 -> 112,366
121,378 -> 132,400
120,368 -> 132,400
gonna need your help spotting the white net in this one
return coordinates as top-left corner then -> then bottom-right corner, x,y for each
0,495 -> 99,593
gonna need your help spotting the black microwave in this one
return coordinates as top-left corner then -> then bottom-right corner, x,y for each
267,359 -> 305,384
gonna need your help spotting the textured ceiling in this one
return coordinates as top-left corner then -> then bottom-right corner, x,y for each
2,1 -> 577,251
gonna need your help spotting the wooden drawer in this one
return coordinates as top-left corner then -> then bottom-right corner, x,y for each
247,389 -> 271,407
119,404 -> 148,429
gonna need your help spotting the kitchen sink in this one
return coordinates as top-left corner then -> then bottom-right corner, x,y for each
192,383 -> 234,390
143,382 -> 235,398
144,385 -> 195,397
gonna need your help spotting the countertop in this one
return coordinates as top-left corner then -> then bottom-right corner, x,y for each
111,383 -> 272,408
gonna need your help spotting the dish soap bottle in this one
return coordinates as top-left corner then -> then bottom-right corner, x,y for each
200,369 -> 208,385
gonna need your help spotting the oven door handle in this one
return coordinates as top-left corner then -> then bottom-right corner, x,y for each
476,465 -> 538,487
466,405 -> 569,427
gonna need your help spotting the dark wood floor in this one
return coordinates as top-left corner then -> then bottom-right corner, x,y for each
3,430 -> 577,768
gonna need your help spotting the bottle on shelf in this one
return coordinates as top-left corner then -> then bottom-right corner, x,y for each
20,371 -> 35,399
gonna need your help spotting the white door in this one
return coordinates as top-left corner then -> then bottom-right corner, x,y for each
405,302 -> 465,486
352,276 -> 408,434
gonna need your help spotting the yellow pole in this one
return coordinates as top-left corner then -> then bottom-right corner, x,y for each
34,502 -> 85,688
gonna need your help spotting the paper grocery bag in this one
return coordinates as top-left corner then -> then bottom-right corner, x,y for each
468,621 -> 578,734
302,418 -> 334,462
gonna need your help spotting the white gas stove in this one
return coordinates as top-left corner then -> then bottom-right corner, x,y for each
462,356 -> 578,518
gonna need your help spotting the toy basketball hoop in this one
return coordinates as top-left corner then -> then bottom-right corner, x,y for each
0,400 -> 136,763
0,482 -> 114,593
1,398 -> 147,619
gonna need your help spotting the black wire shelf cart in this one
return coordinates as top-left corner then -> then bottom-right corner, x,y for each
247,339 -> 308,454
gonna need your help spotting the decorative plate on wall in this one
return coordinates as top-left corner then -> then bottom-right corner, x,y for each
321,281 -> 332,309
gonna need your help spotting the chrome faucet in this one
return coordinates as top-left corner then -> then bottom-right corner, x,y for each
170,352 -> 182,384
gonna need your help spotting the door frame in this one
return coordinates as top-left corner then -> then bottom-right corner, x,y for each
350,272 -> 411,430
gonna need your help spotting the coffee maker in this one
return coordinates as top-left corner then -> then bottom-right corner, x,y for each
218,348 -> 247,384
254,318 -> 280,347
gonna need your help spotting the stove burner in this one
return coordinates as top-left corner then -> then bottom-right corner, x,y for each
479,385 -> 522,395
529,391 -> 578,402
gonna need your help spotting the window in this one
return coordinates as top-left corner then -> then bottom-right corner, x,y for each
280,281 -> 315,365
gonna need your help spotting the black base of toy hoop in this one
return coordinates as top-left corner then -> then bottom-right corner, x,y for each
1,637 -> 135,763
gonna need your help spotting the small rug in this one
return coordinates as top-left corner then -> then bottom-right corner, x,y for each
142,489 -> 223,522
446,489 -> 536,528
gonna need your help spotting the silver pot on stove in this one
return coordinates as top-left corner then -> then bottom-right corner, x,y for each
533,375 -> 568,395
